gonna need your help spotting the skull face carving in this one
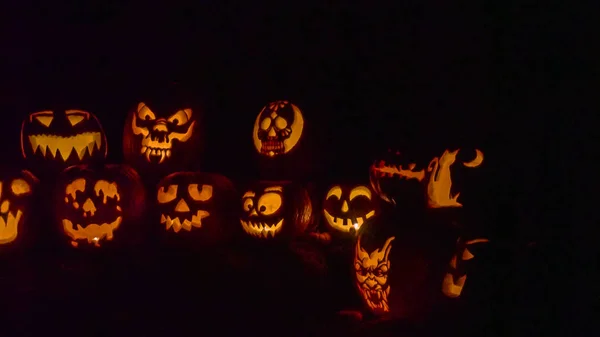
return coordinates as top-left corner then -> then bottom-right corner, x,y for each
442,237 -> 489,298
252,100 -> 304,157
130,102 -> 196,164
0,170 -> 37,245
355,236 -> 395,313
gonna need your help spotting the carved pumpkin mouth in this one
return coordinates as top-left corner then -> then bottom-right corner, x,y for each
0,210 -> 23,245
28,132 -> 103,161
240,218 -> 283,238
358,285 -> 390,312
62,216 -> 122,247
370,161 -> 426,181
140,139 -> 173,164
323,209 -> 375,233
260,139 -> 284,155
160,210 -> 210,233
442,273 -> 467,298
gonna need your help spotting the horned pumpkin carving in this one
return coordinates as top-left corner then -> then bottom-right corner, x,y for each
54,164 -> 145,249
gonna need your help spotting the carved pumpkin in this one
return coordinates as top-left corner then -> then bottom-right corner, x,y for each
54,164 -> 145,249
123,84 -> 201,179
322,184 -> 379,236
0,167 -> 38,249
370,147 -> 485,211
441,236 -> 490,298
239,181 -> 313,240
156,171 -> 237,247
20,109 -> 107,174
353,219 -> 453,322
253,100 -> 304,158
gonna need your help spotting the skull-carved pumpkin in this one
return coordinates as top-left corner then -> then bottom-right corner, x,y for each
55,164 -> 145,249
322,184 -> 379,236
20,109 -> 107,174
252,101 -> 304,157
239,181 -> 313,241
156,171 -> 237,246
0,168 -> 38,247
442,237 -> 489,298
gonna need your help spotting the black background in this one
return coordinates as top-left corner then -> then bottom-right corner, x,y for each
0,1 -> 590,337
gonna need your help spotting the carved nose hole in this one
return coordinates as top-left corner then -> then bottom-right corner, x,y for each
268,128 -> 277,137
175,199 -> 190,212
82,198 -> 96,216
341,200 -> 349,213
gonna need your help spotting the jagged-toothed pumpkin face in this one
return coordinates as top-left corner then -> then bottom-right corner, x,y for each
20,110 -> 107,166
61,177 -> 123,248
128,102 -> 196,164
0,170 -> 37,245
323,185 -> 378,234
239,182 -> 313,240
240,186 -> 284,238
157,177 -> 212,233
252,100 -> 304,157
354,236 -> 395,313
442,237 -> 489,298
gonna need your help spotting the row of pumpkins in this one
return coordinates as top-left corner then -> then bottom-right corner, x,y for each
3,98 -> 489,322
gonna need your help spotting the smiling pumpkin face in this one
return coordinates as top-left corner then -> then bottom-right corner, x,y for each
239,181 -> 313,241
323,184 -> 379,235
20,109 -> 107,172
0,169 -> 38,246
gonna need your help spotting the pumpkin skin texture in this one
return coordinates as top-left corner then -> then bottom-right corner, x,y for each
239,181 -> 313,242
54,164 -> 145,251
123,85 -> 202,181
20,109 -> 108,177
0,167 -> 39,253
156,171 -> 237,249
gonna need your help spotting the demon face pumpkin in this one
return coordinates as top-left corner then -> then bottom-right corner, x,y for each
126,102 -> 196,164
55,165 -> 145,248
20,109 -> 107,171
323,184 -> 378,235
355,235 -> 395,313
239,181 -> 312,240
442,237 -> 489,298
252,100 -> 304,157
0,169 -> 38,245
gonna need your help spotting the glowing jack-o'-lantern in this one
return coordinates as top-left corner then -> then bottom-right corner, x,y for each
156,172 -> 237,245
252,100 -> 304,157
239,181 -> 312,240
55,164 -> 145,248
370,148 -> 484,209
323,184 -> 379,235
355,235 -> 394,313
20,109 -> 107,173
0,169 -> 38,246
442,237 -> 489,298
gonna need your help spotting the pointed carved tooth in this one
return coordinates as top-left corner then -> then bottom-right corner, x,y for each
39,145 -> 47,157
145,149 -> 151,162
165,216 -> 172,229
160,214 -> 166,223
346,218 -> 352,227
86,141 -> 96,156
57,141 -> 73,161
166,150 -> 171,158
140,146 -> 147,154
356,217 -> 364,226
158,151 -> 166,164
151,149 -> 157,156
182,219 -> 192,231
29,136 -> 38,153
94,133 -> 102,149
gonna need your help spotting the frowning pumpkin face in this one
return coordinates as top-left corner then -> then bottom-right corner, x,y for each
323,184 -> 378,235
0,169 -> 38,246
55,165 -> 146,249
20,109 -> 107,171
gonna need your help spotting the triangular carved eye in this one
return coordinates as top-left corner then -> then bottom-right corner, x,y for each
462,248 -> 475,260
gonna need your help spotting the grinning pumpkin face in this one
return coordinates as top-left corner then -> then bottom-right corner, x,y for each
56,165 -> 145,249
354,235 -> 395,313
323,184 -> 378,234
20,109 -> 107,170
239,181 -> 313,240
128,102 -> 196,164
0,170 -> 38,245
252,100 -> 304,157
442,237 -> 489,298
